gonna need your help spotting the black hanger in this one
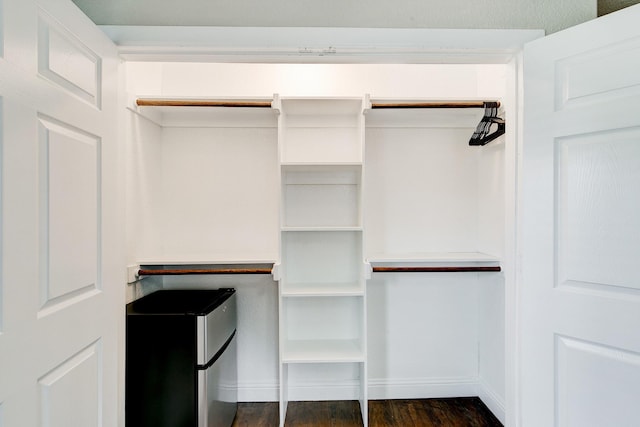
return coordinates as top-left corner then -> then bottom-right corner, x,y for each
469,101 -> 505,146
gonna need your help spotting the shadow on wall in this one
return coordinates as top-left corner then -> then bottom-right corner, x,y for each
598,0 -> 640,15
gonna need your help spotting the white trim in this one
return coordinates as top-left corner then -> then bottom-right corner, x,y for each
287,379 -> 361,401
100,26 -> 543,64
367,376 -> 479,400
237,381 -> 280,402
512,51 -> 526,427
238,377 -> 482,404
478,377 -> 506,424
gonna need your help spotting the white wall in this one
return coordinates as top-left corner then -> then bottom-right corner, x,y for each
157,126 -> 278,259
127,62 -> 504,99
364,126 -> 482,254
73,0 -> 596,34
125,100 -> 165,303
367,274 -> 481,398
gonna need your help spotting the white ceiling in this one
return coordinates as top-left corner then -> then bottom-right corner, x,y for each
72,0 -> 640,35
72,0 -> 598,34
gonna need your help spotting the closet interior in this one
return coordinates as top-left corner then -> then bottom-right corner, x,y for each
125,63 -> 513,426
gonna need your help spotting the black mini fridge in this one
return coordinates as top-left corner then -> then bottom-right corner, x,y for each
126,289 -> 237,427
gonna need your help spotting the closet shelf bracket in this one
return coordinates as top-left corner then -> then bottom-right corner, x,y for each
469,101 -> 505,146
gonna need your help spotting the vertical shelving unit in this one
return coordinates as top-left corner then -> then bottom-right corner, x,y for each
274,96 -> 368,426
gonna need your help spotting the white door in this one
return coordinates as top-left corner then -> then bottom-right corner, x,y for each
521,5 -> 640,427
0,1 -> 122,426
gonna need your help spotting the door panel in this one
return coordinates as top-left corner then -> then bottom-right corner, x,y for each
38,341 -> 101,427
0,1 -> 121,426
38,10 -> 102,106
555,38 -> 640,111
556,128 -> 640,292
555,336 -> 640,427
522,5 -> 640,427
38,115 -> 101,313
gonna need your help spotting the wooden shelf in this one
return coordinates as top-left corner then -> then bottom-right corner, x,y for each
138,267 -> 273,276
136,258 -> 275,276
282,339 -> 364,363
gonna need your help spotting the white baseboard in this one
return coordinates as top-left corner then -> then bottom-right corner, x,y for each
287,379 -> 361,401
368,376 -> 479,400
478,378 -> 505,424
237,381 -> 279,402
238,379 -> 361,402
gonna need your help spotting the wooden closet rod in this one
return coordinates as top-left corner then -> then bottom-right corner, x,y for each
136,99 -> 273,108
138,267 -> 273,276
373,266 -> 501,273
371,101 -> 500,109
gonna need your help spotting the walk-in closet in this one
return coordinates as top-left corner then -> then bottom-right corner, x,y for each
125,62 -> 514,426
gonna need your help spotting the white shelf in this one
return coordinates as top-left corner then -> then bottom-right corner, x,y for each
282,231 -> 363,284
367,252 -> 500,267
368,251 -> 499,262
282,339 -> 364,363
282,226 -> 363,232
281,281 -> 364,297
282,165 -> 361,228
279,97 -> 364,115
277,97 -> 367,422
279,99 -> 364,163
137,255 -> 276,266
281,162 -> 362,171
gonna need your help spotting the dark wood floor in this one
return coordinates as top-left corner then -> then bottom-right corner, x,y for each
232,398 -> 503,427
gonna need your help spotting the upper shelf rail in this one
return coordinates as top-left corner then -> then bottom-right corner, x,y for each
136,99 -> 499,109
370,100 -> 506,146
370,101 -> 500,109
136,99 -> 273,108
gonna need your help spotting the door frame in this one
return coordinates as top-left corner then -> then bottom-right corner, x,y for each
105,26 -> 542,427
102,26 -> 541,65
